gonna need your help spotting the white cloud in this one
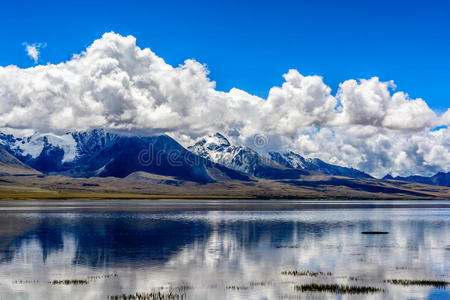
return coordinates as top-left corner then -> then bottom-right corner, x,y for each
335,77 -> 438,130
285,126 -> 450,178
23,42 -> 46,64
263,69 -> 337,134
441,109 -> 450,126
1,32 -> 448,177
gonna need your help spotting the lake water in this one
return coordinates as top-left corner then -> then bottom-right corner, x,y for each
0,200 -> 449,299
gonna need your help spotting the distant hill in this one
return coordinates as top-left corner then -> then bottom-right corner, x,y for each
383,172 -> 450,187
269,151 -> 372,179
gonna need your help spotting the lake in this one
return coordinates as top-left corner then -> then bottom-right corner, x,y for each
0,200 -> 449,299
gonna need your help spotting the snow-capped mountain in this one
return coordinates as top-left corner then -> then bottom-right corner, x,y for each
0,130 -> 250,182
0,130 -> 111,173
188,133 -> 263,174
269,151 -> 372,179
383,172 -> 450,187
72,129 -> 119,157
188,133 -> 372,179
188,133 -> 308,179
1,129 -> 449,192
1,131 -> 77,164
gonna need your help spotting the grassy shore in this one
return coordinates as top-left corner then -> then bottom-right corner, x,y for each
0,172 -> 449,200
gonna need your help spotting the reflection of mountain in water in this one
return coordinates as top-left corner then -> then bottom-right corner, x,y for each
0,209 -> 449,300
1,211 -> 449,269
4,213 -> 213,267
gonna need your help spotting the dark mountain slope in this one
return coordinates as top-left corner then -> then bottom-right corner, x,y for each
383,172 -> 450,187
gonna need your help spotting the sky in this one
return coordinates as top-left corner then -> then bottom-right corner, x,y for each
1,0 -> 449,111
0,0 -> 449,177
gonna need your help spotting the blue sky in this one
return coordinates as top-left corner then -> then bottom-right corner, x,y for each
1,0 -> 449,111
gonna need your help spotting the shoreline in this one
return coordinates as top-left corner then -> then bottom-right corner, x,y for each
0,199 -> 449,213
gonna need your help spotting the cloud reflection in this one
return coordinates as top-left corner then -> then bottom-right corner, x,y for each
0,208 -> 448,299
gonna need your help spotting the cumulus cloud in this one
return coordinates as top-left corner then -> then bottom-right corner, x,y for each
23,43 -> 46,64
335,78 -> 438,130
441,109 -> 450,126
286,126 -> 450,178
263,70 -> 337,134
1,32 -> 449,177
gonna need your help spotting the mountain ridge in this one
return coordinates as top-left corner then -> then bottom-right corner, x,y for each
188,133 -> 311,179
383,172 -> 450,187
189,133 -> 373,180
269,151 -> 372,179
0,130 -> 251,183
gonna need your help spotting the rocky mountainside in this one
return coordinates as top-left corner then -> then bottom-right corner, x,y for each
188,133 -> 310,179
189,133 -> 371,179
0,130 -> 250,183
269,151 -> 372,179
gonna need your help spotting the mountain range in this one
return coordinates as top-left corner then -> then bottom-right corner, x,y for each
0,130 -> 250,183
269,151 -> 372,179
0,130 -> 449,199
188,133 -> 309,180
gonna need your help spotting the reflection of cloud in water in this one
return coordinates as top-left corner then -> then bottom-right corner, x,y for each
0,209 -> 448,299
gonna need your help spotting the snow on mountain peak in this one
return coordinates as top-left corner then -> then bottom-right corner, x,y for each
189,133 -> 272,175
202,133 -> 231,148
11,132 -> 78,162
0,129 -> 115,164
270,151 -> 372,179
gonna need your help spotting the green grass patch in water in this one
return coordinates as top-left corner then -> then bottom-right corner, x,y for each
385,279 -> 448,288
51,279 -> 88,285
295,283 -> 382,294
107,292 -> 186,299
281,270 -> 333,277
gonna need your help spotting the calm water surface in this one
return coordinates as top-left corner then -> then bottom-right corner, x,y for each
0,200 -> 449,299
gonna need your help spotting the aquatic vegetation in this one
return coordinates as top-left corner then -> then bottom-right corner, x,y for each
51,279 -> 88,285
361,231 -> 389,234
281,270 -> 333,277
226,286 -> 249,290
294,283 -> 382,294
249,281 -> 274,287
276,245 -> 300,248
13,280 -> 39,284
385,279 -> 449,288
279,296 -> 307,300
87,273 -> 118,280
170,285 -> 193,292
107,292 -> 186,299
